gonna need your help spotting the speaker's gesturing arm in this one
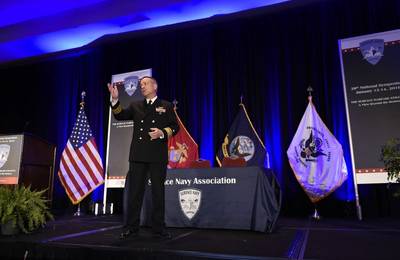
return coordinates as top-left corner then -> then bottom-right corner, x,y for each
108,83 -> 134,120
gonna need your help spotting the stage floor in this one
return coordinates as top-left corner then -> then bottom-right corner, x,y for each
0,215 -> 399,260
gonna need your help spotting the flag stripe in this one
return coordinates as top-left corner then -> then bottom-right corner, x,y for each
87,143 -> 103,173
87,139 -> 104,171
64,144 -> 92,192
60,156 -> 85,197
79,145 -> 103,183
57,170 -> 77,202
66,142 -> 97,188
76,146 -> 102,185
59,162 -> 81,200
67,141 -> 98,186
62,150 -> 89,195
61,159 -> 85,199
81,143 -> 103,179
88,139 -> 103,166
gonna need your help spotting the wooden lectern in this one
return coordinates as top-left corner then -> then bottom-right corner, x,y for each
0,134 -> 56,203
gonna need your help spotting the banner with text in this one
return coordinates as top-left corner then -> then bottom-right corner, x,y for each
339,29 -> 400,184
105,69 -> 151,188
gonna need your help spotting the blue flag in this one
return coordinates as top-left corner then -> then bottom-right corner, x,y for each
216,103 -> 267,167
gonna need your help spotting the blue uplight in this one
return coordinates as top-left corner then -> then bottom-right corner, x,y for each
0,0 -> 289,63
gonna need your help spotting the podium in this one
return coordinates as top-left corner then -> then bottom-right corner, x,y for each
0,134 -> 56,203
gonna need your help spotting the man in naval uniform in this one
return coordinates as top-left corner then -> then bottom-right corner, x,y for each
108,76 -> 179,239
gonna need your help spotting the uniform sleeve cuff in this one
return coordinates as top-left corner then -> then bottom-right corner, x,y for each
111,101 -> 122,114
111,99 -> 119,106
163,127 -> 173,138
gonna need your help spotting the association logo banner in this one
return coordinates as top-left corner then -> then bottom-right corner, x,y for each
339,29 -> 400,184
106,69 -> 151,188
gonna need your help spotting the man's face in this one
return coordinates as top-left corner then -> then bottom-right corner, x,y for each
140,77 -> 157,98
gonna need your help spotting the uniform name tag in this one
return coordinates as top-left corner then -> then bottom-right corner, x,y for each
156,107 -> 166,114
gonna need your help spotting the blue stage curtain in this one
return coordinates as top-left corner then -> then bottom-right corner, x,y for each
1,0 -> 399,216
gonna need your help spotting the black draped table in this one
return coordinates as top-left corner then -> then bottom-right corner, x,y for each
140,166 -> 281,233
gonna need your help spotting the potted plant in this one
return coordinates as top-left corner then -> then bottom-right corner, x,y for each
381,138 -> 400,196
0,185 -> 53,235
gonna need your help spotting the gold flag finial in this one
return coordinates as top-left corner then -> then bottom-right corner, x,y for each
307,86 -> 313,102
80,91 -> 86,108
173,99 -> 178,110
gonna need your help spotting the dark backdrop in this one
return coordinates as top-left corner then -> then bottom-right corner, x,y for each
1,0 -> 400,217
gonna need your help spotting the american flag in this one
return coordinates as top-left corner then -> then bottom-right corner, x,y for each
58,106 -> 104,204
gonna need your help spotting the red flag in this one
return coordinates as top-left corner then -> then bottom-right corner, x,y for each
58,106 -> 104,204
168,109 -> 199,169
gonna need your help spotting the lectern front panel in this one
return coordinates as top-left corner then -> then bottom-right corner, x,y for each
0,134 -> 24,185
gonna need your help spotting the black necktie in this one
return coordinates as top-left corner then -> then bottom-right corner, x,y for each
147,100 -> 152,105
145,100 -> 152,112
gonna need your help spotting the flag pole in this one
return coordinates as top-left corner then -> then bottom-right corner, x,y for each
311,206 -> 321,220
240,94 -> 244,105
80,91 -> 86,108
173,99 -> 178,110
73,91 -> 86,217
307,86 -> 313,102
73,203 -> 82,217
307,86 -> 321,220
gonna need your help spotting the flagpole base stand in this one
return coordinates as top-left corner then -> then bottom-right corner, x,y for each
311,208 -> 321,221
73,211 -> 83,217
356,204 -> 363,221
73,203 -> 84,217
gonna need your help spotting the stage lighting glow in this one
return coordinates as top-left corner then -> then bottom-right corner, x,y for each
0,0 -> 289,63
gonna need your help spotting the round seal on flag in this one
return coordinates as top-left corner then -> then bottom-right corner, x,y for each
229,135 -> 255,161
299,129 -> 329,163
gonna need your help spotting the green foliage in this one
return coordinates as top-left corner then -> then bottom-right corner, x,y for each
381,138 -> 400,197
0,185 -> 53,234
381,138 -> 400,183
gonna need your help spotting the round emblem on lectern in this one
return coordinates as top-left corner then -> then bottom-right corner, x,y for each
0,144 -> 10,169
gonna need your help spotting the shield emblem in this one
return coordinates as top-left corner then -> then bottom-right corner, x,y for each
123,76 -> 139,96
179,188 -> 202,220
359,39 -> 384,65
0,144 -> 10,169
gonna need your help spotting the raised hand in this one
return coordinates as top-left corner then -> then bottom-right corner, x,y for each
107,83 -> 119,100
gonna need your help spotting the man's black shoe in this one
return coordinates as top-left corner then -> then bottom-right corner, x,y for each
152,231 -> 172,239
119,229 -> 139,239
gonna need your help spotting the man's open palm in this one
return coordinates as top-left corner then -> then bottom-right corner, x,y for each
108,83 -> 119,100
